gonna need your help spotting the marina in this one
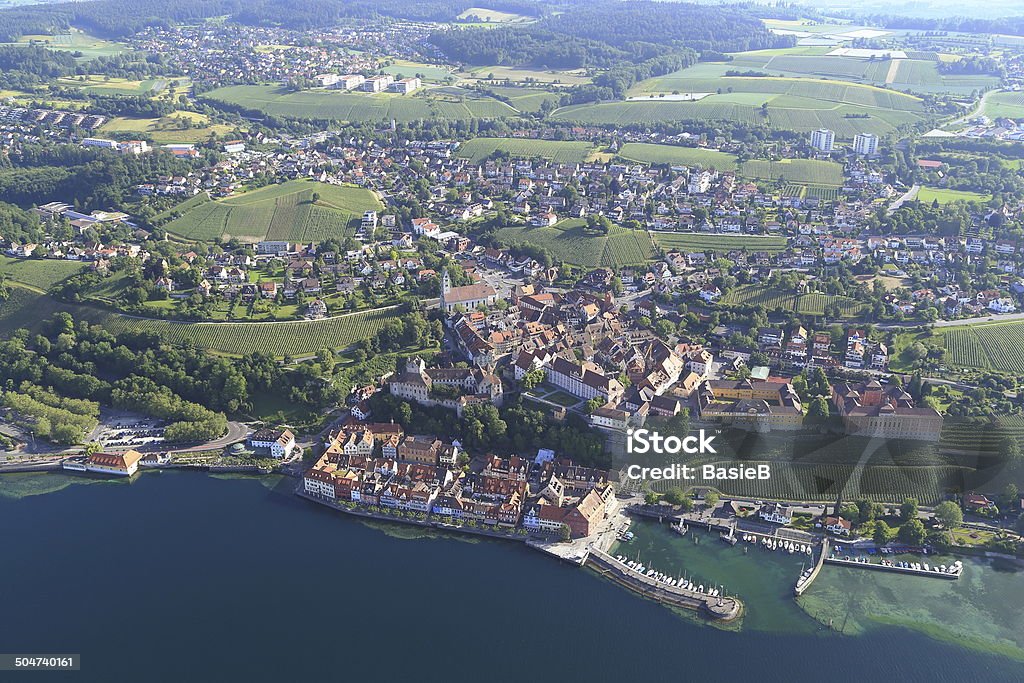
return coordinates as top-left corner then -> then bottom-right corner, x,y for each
587,548 -> 743,621
825,554 -> 964,579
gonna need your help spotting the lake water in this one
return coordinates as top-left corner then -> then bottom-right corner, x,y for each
1,471 -> 1022,682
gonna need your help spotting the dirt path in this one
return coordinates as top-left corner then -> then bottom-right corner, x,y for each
884,59 -> 901,85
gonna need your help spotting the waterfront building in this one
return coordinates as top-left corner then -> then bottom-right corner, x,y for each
86,450 -> 144,476
249,428 -> 296,459
758,502 -> 793,525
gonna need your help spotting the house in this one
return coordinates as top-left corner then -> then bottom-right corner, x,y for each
249,428 -> 296,459
963,493 -> 994,511
823,516 -> 852,535
758,502 -> 792,525
85,450 -> 144,476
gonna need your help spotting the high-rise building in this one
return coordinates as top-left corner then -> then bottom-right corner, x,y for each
853,133 -> 879,157
810,128 -> 835,153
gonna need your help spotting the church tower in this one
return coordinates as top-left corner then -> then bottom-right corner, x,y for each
441,269 -> 452,311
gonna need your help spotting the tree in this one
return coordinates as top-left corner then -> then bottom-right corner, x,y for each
934,500 -> 963,531
873,520 -> 895,547
559,524 -> 571,542
806,396 -> 831,424
900,497 -> 919,523
898,518 -> 927,546
1015,512 -> 1024,535
857,497 -> 882,524
704,490 -> 720,509
644,490 -> 659,505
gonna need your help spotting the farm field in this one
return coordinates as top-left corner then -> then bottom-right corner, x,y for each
483,86 -> 562,113
616,143 -> 738,169
980,91 -> 1024,120
379,59 -> 453,83
99,112 -> 236,144
917,186 -> 992,204
460,65 -> 591,85
495,219 -> 653,268
652,233 -> 788,253
455,137 -> 596,163
719,284 -> 866,317
7,29 -> 125,59
0,286 -> 402,357
53,75 -> 167,96
203,85 -> 517,122
940,321 -> 1024,373
554,61 -> 931,136
456,7 -> 533,23
740,158 -> 845,186
0,256 -> 85,290
162,180 -> 382,242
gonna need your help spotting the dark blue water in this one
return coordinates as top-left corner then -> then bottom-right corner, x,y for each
1,472 -> 1022,682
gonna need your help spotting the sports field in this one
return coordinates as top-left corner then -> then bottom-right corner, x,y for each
162,181 -> 382,242
456,137 -> 596,163
917,187 -> 992,204
54,75 -> 167,96
9,29 -> 125,59
495,220 -> 653,268
202,85 -> 517,122
99,112 -> 236,144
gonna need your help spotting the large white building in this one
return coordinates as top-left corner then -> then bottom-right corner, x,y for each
249,428 -> 296,459
362,75 -> 394,92
853,133 -> 879,157
389,77 -> 421,94
811,128 -> 835,153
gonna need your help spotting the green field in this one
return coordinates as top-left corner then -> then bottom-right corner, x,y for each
495,219 -> 653,268
941,321 -> 1024,374
456,7 -> 533,23
54,75 -> 167,96
617,143 -> 739,169
552,64 -> 929,137
162,181 -> 382,242
0,256 -> 85,290
0,286 -> 402,357
482,86 -> 562,113
719,284 -> 866,317
981,91 -> 1024,120
99,112 -> 236,144
917,187 -> 992,204
8,29 -> 125,59
740,158 -> 845,186
461,65 -> 591,86
203,85 -> 517,122
379,60 -> 453,83
652,233 -> 788,253
455,137 -> 595,163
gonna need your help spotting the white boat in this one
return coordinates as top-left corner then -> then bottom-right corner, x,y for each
698,585 -> 705,593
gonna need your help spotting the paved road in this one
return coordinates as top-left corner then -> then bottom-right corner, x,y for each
931,312 -> 1024,328
886,184 -> 920,216
169,421 -> 250,454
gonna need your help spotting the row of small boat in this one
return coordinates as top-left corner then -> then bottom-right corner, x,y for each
612,555 -> 722,596
746,535 -> 812,555
830,556 -> 963,575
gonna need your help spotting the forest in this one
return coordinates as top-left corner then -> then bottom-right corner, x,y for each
430,1 -> 788,70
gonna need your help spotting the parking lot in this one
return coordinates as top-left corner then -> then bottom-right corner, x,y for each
93,417 -> 167,451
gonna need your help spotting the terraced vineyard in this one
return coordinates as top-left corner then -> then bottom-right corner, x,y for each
616,143 -> 738,169
941,321 -> 1024,373
719,284 -> 865,318
163,181 -> 381,242
495,220 -> 653,267
652,233 -> 787,253
455,137 -> 595,164
740,159 -> 844,186
650,462 -> 968,504
0,256 -> 85,290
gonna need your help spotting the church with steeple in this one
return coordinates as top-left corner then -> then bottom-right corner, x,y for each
439,268 -> 498,314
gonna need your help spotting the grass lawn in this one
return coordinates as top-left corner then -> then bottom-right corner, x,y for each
379,59 -> 453,83
544,389 -> 582,406
495,219 -> 653,268
9,28 -> 125,59
917,187 -> 992,204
